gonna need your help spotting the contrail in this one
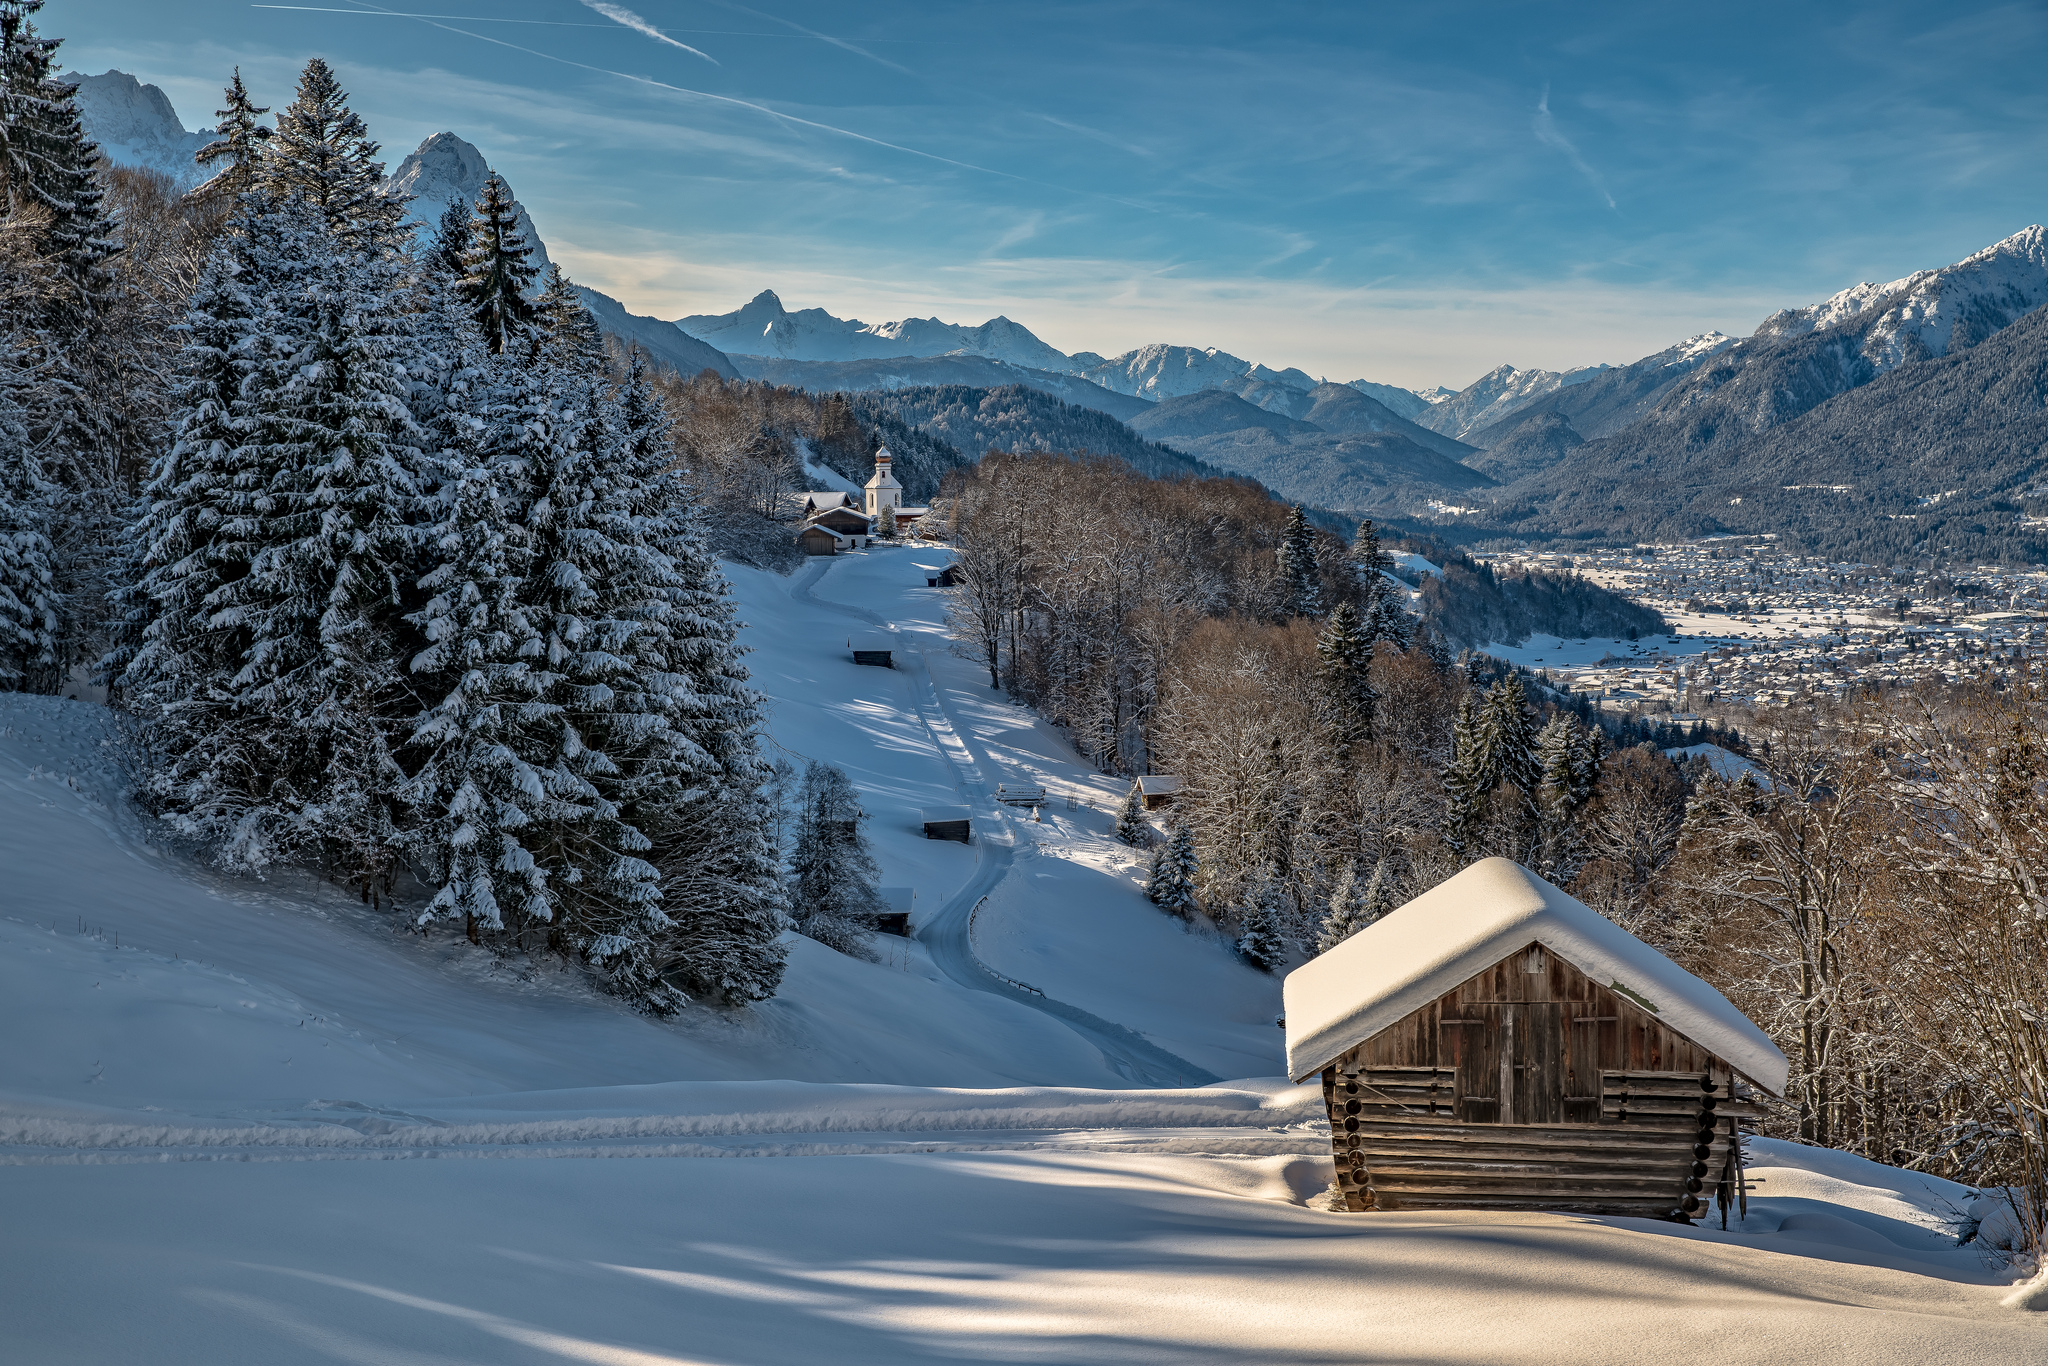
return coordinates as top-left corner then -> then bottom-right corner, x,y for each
1534,85 -> 1616,210
315,0 -> 1025,182
697,0 -> 912,76
579,1 -> 718,65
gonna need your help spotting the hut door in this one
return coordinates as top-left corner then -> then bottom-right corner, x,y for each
1454,1004 -> 1565,1126
1511,1002 -> 1565,1126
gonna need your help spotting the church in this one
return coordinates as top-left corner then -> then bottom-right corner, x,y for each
796,448 -> 928,554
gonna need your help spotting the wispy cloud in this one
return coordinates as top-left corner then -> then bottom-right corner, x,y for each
1534,84 -> 1616,210
578,1 -> 718,65
697,0 -> 912,76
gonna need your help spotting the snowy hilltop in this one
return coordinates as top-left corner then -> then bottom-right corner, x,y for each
1753,223 -> 2048,372
68,70 -> 210,185
382,131 -> 551,272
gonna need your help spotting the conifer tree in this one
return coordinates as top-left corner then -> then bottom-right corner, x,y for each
1475,672 -> 1540,797
1146,820 -> 1199,918
535,263 -> 603,366
135,199 -> 424,876
0,1 -> 113,310
1362,577 -> 1412,651
259,58 -> 406,251
431,198 -> 469,280
1314,859 -> 1368,954
1349,517 -> 1389,577
1236,865 -> 1288,972
1533,713 -> 1597,882
1315,601 -> 1376,749
1275,504 -> 1322,618
192,68 -> 270,200
1115,781 -> 1149,844
0,380 -> 55,686
787,760 -> 883,959
1441,692 -> 1485,853
458,173 -> 539,355
397,458 -> 557,940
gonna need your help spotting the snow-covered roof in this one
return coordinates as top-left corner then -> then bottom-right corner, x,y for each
920,806 -> 971,823
848,634 -> 895,652
804,491 -> 856,511
1282,858 -> 1788,1095
1135,775 -> 1182,795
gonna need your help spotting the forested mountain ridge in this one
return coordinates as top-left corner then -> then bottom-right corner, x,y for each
1489,297 -> 2048,560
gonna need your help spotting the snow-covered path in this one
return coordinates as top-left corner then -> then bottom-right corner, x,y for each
787,557 -> 1218,1088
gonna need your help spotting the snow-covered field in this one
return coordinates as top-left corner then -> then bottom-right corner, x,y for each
2,544 -> 2040,1362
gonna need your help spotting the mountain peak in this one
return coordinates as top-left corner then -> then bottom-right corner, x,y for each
68,69 -> 209,185
382,133 -> 551,271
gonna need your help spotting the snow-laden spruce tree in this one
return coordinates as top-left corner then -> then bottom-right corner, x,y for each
1315,601 -> 1376,750
0,1 -> 114,314
0,375 -> 55,686
606,355 -> 787,1004
459,173 -> 540,356
1440,692 -> 1485,853
1532,713 -> 1601,883
1235,865 -> 1289,972
1314,857 -> 1393,954
1362,576 -> 1412,651
535,264 -> 604,367
1275,504 -> 1322,619
191,68 -> 270,201
396,455 -> 558,942
1115,781 -> 1149,845
137,197 -> 425,878
787,759 -> 883,960
1146,820 -> 1199,918
257,58 -> 407,252
1475,672 -> 1539,798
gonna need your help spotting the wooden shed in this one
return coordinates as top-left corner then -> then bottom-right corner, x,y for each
876,887 -> 914,937
925,564 -> 964,588
798,525 -> 841,556
1133,774 -> 1182,810
849,633 -> 895,667
920,806 -> 971,843
1284,858 -> 1786,1223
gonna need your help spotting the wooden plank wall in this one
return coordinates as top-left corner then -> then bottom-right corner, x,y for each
1318,942 -> 1760,1220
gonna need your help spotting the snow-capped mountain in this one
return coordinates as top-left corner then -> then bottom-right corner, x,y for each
1346,379 -> 1436,420
677,291 -> 1075,371
68,70 -> 210,185
382,132 -> 551,271
1754,224 -> 2048,372
1079,343 -> 1320,401
1415,361 -> 1612,441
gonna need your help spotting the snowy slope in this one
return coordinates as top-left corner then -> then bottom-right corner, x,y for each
2,550 -> 2041,1360
382,132 -> 551,272
68,70 -> 209,185
1754,224 -> 2048,371
1082,343 -> 1320,400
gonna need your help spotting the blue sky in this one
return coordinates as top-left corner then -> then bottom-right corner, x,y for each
59,0 -> 2048,389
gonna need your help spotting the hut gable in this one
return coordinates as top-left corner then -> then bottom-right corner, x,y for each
1284,859 -> 1787,1095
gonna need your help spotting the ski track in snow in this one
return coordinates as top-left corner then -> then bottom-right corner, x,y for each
787,558 -> 1220,1089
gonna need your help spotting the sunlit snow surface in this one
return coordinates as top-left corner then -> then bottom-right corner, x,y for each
1,546 -> 2040,1362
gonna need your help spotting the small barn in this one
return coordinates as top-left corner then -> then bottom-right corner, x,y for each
848,633 -> 895,667
1284,858 -> 1786,1223
798,525 -> 842,556
921,806 -> 971,843
925,564 -> 963,588
1132,774 -> 1182,810
876,887 -> 914,937
807,505 -> 873,549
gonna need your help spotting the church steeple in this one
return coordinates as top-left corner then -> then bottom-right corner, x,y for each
864,447 -> 903,522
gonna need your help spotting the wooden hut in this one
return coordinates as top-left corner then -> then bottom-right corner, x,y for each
920,806 -> 971,843
926,564 -> 964,588
1284,858 -> 1786,1223
1133,774 -> 1182,810
876,887 -> 914,937
799,525 -> 842,556
848,633 -> 895,667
